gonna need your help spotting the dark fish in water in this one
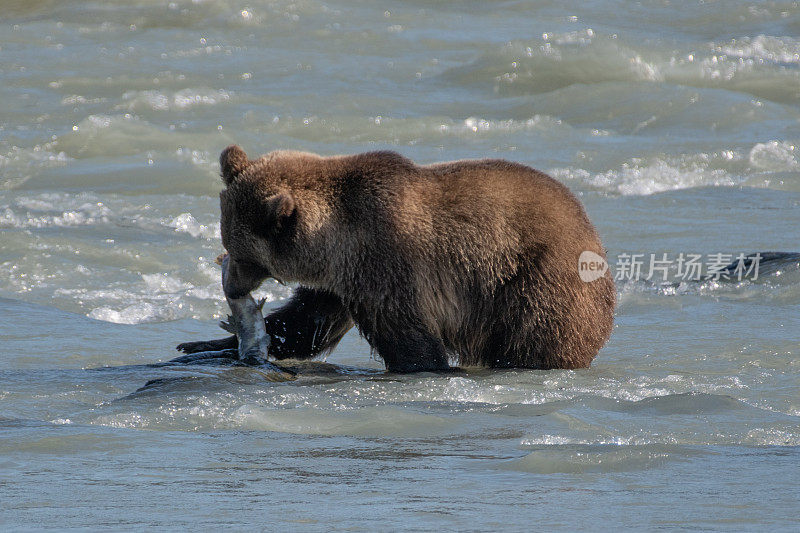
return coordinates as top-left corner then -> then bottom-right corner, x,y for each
707,251 -> 800,280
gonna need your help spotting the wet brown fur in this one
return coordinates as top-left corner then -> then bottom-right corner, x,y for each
194,145 -> 615,372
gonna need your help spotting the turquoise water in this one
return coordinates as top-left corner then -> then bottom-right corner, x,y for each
2,0 -> 799,529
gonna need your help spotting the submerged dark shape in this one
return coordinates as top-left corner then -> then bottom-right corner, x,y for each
708,252 -> 800,280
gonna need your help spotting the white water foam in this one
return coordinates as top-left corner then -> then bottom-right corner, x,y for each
0,193 -> 113,228
749,140 -> 798,171
167,212 -> 220,240
551,151 -> 742,196
119,88 -> 232,112
718,35 -> 800,66
552,140 -> 799,196
88,301 -> 177,324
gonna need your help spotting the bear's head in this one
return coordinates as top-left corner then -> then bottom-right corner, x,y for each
218,145 -> 304,298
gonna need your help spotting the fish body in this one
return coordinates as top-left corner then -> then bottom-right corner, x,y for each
169,254 -> 293,380
224,293 -> 271,365
220,255 -> 278,370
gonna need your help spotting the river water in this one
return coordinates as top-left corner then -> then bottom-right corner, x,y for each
2,0 -> 799,530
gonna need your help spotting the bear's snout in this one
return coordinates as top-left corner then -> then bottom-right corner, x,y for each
222,256 -> 270,299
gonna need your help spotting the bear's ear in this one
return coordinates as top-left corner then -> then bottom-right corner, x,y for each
220,145 -> 250,185
258,192 -> 297,238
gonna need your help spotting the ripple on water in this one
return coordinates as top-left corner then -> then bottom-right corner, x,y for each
439,31 -> 800,104
502,444 -> 690,474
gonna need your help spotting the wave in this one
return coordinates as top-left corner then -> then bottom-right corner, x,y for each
438,31 -> 800,104
118,88 -> 232,113
52,114 -> 225,160
244,112 -> 570,145
552,140 -> 799,195
68,368 -> 798,451
501,445 -> 684,474
0,191 -> 219,234
0,146 -> 71,190
551,154 -> 740,196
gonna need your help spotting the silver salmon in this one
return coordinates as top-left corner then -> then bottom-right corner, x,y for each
220,254 -> 270,364
219,255 -> 292,378
167,255 -> 293,380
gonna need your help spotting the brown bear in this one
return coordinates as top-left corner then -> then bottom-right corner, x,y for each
177,145 -> 616,372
